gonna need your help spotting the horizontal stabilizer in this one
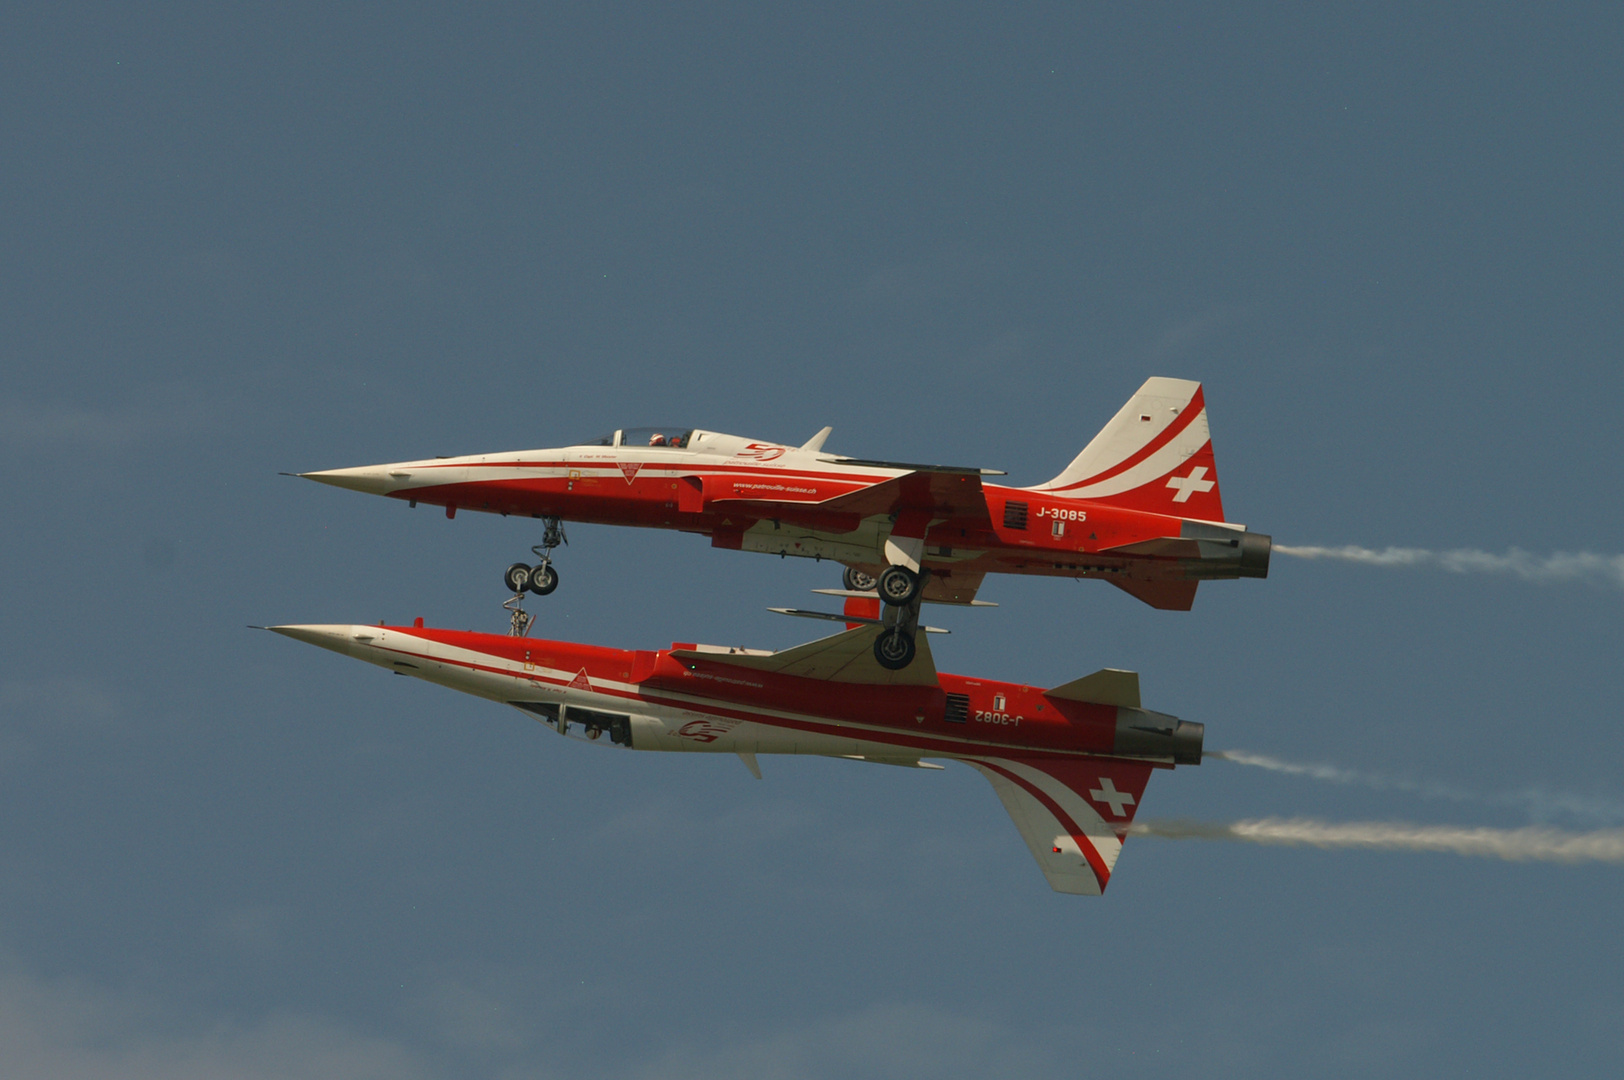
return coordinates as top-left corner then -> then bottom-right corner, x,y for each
1109,577 -> 1199,611
671,624 -> 939,686
1045,668 -> 1141,708
1101,537 -> 1202,559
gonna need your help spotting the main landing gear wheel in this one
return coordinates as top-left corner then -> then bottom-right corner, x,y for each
877,565 -> 920,606
502,517 -> 568,600
873,627 -> 916,670
527,563 -> 559,595
842,566 -> 877,592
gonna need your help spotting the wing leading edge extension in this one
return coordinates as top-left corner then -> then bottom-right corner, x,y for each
809,465 -> 997,529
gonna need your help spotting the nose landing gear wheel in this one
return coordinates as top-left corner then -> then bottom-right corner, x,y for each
843,566 -> 877,592
877,565 -> 920,606
503,563 -> 533,593
873,627 -> 916,670
527,564 -> 559,595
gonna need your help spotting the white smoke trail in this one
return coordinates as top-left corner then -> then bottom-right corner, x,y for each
1131,817 -> 1624,864
1210,750 -> 1483,803
1209,750 -> 1624,826
1274,545 -> 1624,590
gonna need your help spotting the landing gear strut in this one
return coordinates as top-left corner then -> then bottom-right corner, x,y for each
504,593 -> 534,637
501,517 -> 567,596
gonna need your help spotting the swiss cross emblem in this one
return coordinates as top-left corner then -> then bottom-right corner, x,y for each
1089,777 -> 1136,817
1166,466 -> 1215,503
619,462 -> 642,483
568,669 -> 592,691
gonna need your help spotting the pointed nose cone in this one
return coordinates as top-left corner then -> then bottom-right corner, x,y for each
268,624 -> 362,657
299,464 -> 412,496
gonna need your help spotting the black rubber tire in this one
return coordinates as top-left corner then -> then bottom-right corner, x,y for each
843,566 -> 878,592
528,563 -> 559,595
504,563 -> 532,593
877,565 -> 919,606
873,628 -> 916,670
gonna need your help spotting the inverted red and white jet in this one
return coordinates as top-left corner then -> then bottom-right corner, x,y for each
302,377 -> 1268,633
267,599 -> 1202,895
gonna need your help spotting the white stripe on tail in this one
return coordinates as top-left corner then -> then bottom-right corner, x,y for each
1029,377 -> 1225,521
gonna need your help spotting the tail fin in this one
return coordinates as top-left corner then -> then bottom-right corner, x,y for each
968,757 -> 1157,895
1031,377 -> 1225,521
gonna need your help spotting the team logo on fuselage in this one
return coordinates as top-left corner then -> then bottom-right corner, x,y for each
734,443 -> 787,463
676,718 -> 730,743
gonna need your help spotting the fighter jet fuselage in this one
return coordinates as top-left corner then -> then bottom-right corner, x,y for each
305,379 -> 1270,612
270,617 -> 1201,895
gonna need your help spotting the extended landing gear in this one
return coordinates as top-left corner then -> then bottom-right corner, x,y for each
501,517 -> 567,596
504,594 -> 534,637
877,565 -> 920,606
504,561 -> 559,595
873,626 -> 916,670
836,563 -> 923,669
842,566 -> 877,592
872,574 -> 924,671
840,562 -> 919,607
500,517 -> 566,636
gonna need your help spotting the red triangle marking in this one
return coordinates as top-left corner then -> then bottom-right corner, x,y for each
568,668 -> 592,691
619,462 -> 642,483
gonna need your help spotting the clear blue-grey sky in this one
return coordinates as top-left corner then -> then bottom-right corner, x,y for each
4,5 -> 1622,1077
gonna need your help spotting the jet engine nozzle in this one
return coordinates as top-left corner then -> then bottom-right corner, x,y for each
1113,708 -> 1204,765
1237,531 -> 1271,578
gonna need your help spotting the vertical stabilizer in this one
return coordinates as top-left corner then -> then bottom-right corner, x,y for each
1031,377 -> 1225,521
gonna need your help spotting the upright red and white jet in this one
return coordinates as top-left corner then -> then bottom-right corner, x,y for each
267,600 -> 1202,895
303,376 -> 1269,619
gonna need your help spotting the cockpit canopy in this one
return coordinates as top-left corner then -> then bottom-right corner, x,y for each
582,427 -> 696,449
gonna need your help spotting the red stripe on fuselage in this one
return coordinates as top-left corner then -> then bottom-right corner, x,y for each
372,628 -> 1135,763
407,459 -> 899,486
